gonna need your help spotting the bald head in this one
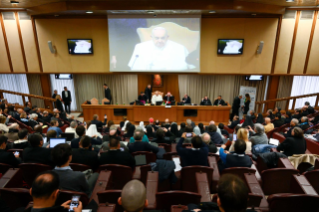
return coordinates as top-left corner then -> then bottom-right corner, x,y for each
201,133 -> 211,145
265,117 -> 271,124
17,108 -> 23,114
120,180 -> 147,212
209,120 -> 215,125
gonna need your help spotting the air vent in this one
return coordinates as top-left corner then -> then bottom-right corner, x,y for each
18,11 -> 30,20
2,12 -> 15,20
300,11 -> 314,20
283,10 -> 296,19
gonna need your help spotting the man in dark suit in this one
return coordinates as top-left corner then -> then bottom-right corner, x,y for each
24,101 -> 32,113
23,134 -> 54,166
138,92 -> 147,104
91,114 -> 107,129
273,113 -> 285,128
299,116 -> 310,131
200,96 -> 212,106
61,86 -> 71,114
52,90 -> 57,99
305,101 -> 315,114
71,136 -> 99,171
103,83 -> 112,104
144,84 -> 152,103
128,131 -> 160,155
71,125 -> 102,149
163,92 -> 175,104
230,95 -> 242,121
284,118 -> 298,138
228,116 -> 240,129
213,95 -> 226,106
100,138 -> 136,170
182,94 -> 191,104
0,135 -> 20,167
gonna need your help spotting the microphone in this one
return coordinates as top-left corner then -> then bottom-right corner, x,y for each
131,55 -> 139,69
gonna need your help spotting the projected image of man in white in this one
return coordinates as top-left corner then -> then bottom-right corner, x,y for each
128,26 -> 189,71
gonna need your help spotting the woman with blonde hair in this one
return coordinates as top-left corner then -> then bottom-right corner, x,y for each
55,94 -> 64,112
229,128 -> 252,153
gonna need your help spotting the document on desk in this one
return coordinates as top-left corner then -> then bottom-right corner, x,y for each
173,157 -> 182,172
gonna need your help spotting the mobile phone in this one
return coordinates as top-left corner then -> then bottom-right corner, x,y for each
14,151 -> 19,156
186,133 -> 192,137
69,195 -> 80,212
84,122 -> 87,126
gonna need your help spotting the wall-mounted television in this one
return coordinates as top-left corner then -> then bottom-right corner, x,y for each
217,39 -> 244,55
67,39 -> 93,55
245,75 -> 263,81
55,74 -> 73,80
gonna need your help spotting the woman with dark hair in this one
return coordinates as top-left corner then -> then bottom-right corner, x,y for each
256,113 -> 264,124
276,127 -> 307,157
124,123 -> 135,138
178,122 -> 186,137
242,93 -> 251,115
170,123 -> 179,137
198,123 -> 205,134
285,111 -> 292,124
7,105 -> 15,116
55,95 -> 64,112
242,116 -> 254,129
146,125 -> 155,138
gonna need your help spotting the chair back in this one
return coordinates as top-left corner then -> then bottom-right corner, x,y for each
181,166 -> 214,192
224,125 -> 234,134
131,151 -> 156,164
305,138 -> 319,155
163,152 -> 179,160
277,123 -> 289,133
97,190 -> 122,212
261,168 -> 299,195
98,164 -> 133,189
304,170 -> 319,194
56,190 -> 89,207
267,194 -> 319,212
19,163 -> 52,187
70,163 -> 91,172
221,167 -> 256,183
157,143 -> 172,152
156,191 -> 201,212
0,188 -> 32,211
0,163 -> 12,174
272,132 -> 286,143
266,127 -> 278,139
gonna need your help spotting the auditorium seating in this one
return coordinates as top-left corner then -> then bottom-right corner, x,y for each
290,174 -> 318,195
196,172 -> 211,202
19,163 -> 52,187
272,132 -> 286,143
0,163 -> 12,175
89,170 -> 112,204
305,137 -> 319,155
0,168 -> 23,188
157,143 -> 172,152
145,171 -> 158,210
131,151 -> 157,164
97,164 -> 133,189
0,188 -> 32,211
304,170 -> 319,194
208,156 -> 220,193
244,173 -> 268,210
221,167 -> 256,183
70,163 -> 91,172
97,190 -> 122,212
97,203 -> 116,212
266,127 -> 278,139
267,194 -> 319,212
181,166 -> 213,193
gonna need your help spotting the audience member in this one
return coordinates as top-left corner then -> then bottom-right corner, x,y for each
13,128 -> 29,149
20,112 -> 29,125
129,126 -> 149,143
102,125 -> 122,142
124,123 -> 135,138
71,125 -> 102,149
24,102 -> 32,113
193,125 -> 201,135
256,113 -> 264,124
65,121 -> 78,138
273,113 -> 285,128
274,107 -> 281,117
178,122 -> 186,137
23,134 -> 53,166
51,113 -> 64,127
34,124 -> 46,138
183,125 -> 195,143
104,120 -> 115,133
299,116 -> 310,131
277,127 -> 307,157
198,123 -> 205,134
305,101 -> 315,114
52,143 -> 98,197
201,133 -> 217,153
91,114 -> 107,129
301,106 -> 309,117
170,123 -> 179,138
248,123 -> 268,146
164,118 -> 170,128
100,138 -> 136,170
71,136 -> 99,170
285,111 -> 292,124
128,131 -> 159,155
242,93 -> 251,115
152,128 -> 172,144
120,117 -> 128,129
42,111 -> 51,124
207,124 -> 223,145
25,171 -> 82,212
186,119 -> 195,128
0,115 -> 10,132
266,109 -> 274,120
264,117 -> 274,133
176,133 -> 209,167
0,135 -> 20,167
284,118 -> 298,138
249,110 -> 256,120
229,128 -> 252,154
145,125 -> 156,138
292,109 -> 301,120
240,114 -> 246,124
29,113 -> 42,129
55,94 -> 64,113
47,120 -> 63,137
242,116 -> 254,129
228,115 -> 240,129
4,124 -> 19,141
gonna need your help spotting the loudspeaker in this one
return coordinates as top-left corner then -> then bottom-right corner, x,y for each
48,41 -> 56,54
256,41 -> 264,54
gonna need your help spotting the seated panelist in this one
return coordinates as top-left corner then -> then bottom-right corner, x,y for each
182,94 -> 191,104
151,91 -> 163,105
213,95 -> 226,106
138,92 -> 147,104
200,96 -> 212,106
164,92 -> 175,104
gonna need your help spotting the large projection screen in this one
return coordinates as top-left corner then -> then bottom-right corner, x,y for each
108,15 -> 201,72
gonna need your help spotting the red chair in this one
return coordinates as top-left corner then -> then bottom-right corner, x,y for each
19,163 -> 52,187
181,166 -> 214,193
131,151 -> 156,164
156,191 -> 201,212
97,190 -> 122,212
267,194 -> 319,212
56,190 -> 89,207
304,170 -> 319,194
163,152 -> 179,161
0,188 -> 32,211
157,143 -> 171,152
261,168 -> 299,195
70,163 -> 91,172
0,168 -> 23,188
224,125 -> 234,134
98,164 -> 132,189
266,127 -> 278,139
305,138 -> 319,155
277,123 -> 289,133
0,163 -> 12,174
272,132 -> 286,143
314,158 -> 319,170
221,167 -> 256,183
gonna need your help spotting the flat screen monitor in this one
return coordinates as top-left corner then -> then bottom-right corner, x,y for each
50,138 -> 66,148
217,39 -> 244,55
245,75 -> 263,81
67,39 -> 93,54
156,101 -> 163,105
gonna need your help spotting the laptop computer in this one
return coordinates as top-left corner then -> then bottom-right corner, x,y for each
61,133 -> 75,141
156,101 -> 163,106
50,138 -> 66,148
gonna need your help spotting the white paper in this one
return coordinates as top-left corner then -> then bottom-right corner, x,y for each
121,141 -> 128,146
173,157 -> 182,172
216,147 -> 220,155
269,138 -> 279,146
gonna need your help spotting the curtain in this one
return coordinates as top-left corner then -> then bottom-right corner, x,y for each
0,74 -> 29,105
73,74 -> 138,111
50,74 -> 77,111
289,76 -> 319,109
26,75 -> 45,108
276,76 -> 293,110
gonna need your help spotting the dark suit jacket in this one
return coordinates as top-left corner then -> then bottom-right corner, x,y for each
56,99 -> 64,112
72,148 -> 99,171
228,120 -> 240,129
138,95 -> 147,102
213,99 -> 225,106
29,119 -> 39,129
0,149 -> 20,167
91,118 -> 107,129
232,96 -> 241,111
62,90 -> 71,103
23,147 -> 54,166
243,100 -> 250,114
43,116 -> 51,125
104,88 -> 111,101
144,87 -> 152,102
71,137 -> 102,149
164,95 -> 175,101
284,126 -> 295,138
128,142 -> 159,154
24,107 -> 31,113
182,96 -> 191,104
99,150 -> 136,170
307,106 -> 315,114
277,137 -> 307,157
200,99 -> 212,106
273,119 -> 285,128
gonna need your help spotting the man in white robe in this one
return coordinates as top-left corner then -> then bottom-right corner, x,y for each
128,27 -> 189,71
151,91 -> 163,105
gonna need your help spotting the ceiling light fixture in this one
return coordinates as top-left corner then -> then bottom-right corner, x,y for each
286,0 -> 294,2
147,11 -> 155,13
54,14 -> 59,17
173,10 -> 190,13
86,11 -> 93,14
252,14 -> 257,16
209,11 -> 216,13
10,0 -> 19,4
110,11 -> 128,14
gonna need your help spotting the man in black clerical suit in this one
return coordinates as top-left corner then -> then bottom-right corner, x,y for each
200,96 -> 212,106
138,92 -> 147,104
144,84 -> 152,103
230,95 -> 242,121
61,87 -> 71,114
103,83 -> 112,104
213,95 -> 226,106
182,94 -> 191,104
164,92 -> 175,104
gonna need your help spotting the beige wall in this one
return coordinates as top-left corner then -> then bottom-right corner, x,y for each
0,22 -> 10,72
306,20 -> 319,74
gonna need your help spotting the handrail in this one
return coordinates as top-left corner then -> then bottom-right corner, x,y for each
255,92 -> 319,114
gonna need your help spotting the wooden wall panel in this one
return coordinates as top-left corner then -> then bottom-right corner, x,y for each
19,20 -> 41,72
3,20 -> 26,72
0,20 -> 10,72
290,17 -> 312,74
273,19 -> 295,74
35,19 -> 109,73
306,20 -> 319,74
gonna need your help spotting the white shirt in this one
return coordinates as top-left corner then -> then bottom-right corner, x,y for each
65,127 -> 79,138
151,95 -> 163,105
64,91 -> 68,98
128,40 -> 189,71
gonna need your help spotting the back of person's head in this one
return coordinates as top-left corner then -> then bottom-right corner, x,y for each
18,129 -> 28,139
155,120 -> 160,125
34,125 -> 43,134
80,136 -> 91,148
20,112 -> 27,118
119,180 -> 147,212
93,114 -> 98,120
305,101 -> 310,106
186,119 -> 192,126
47,130 -> 57,139
286,111 -> 292,118
267,109 -> 273,114
180,122 -> 185,129
265,117 -> 271,124
208,124 -> 217,133
156,128 -> 165,139
237,128 -> 248,141
76,125 -> 86,137
0,115 -> 6,124
198,123 -> 204,129
134,131 -> 143,141
149,117 -> 154,124
126,122 -> 132,132
185,125 -> 193,133
191,136 -> 203,148
53,113 -> 59,118
291,118 -> 299,126
234,139 -> 246,153
51,143 -> 72,167
25,102 -> 29,107
108,120 -> 114,128
29,134 -> 43,147
302,116 -> 308,123
201,133 -> 211,145
70,121 -> 77,128
275,113 -> 281,119
254,123 -> 264,134
31,171 -> 60,199
293,127 -> 304,138
218,123 -> 224,129
50,120 -> 57,126
109,137 -> 120,149
217,174 -> 249,212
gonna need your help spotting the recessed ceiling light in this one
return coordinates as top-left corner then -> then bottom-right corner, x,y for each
110,11 -> 128,14
173,10 -> 190,13
86,11 -> 93,14
209,11 -> 216,13
54,14 -> 59,17
10,0 -> 19,4
252,14 -> 257,16
147,11 -> 155,14
286,0 -> 294,2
